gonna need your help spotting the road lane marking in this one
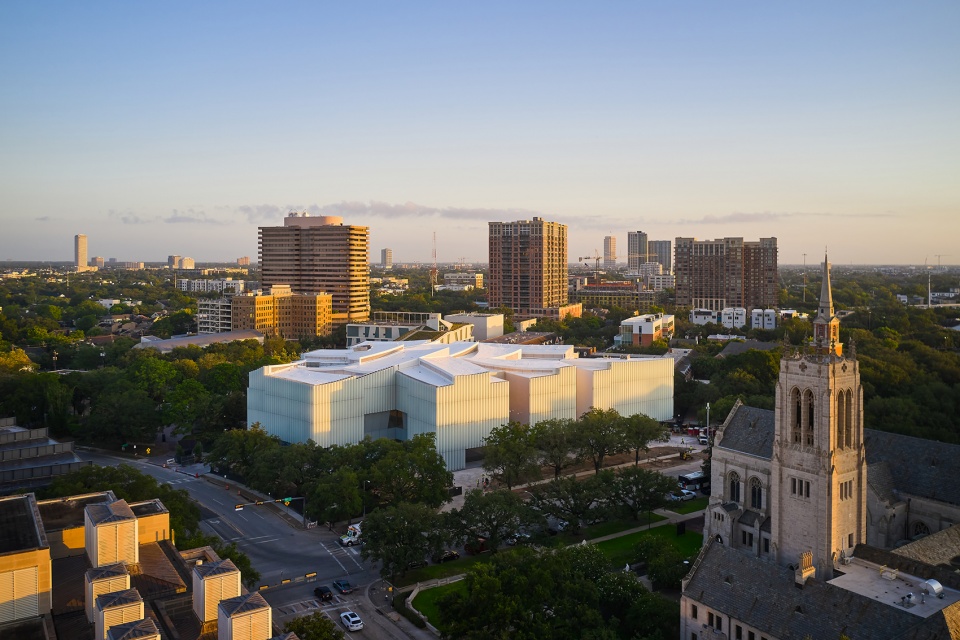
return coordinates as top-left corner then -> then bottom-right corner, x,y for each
320,542 -> 348,572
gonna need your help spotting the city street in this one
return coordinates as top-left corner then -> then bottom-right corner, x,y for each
74,450 -> 428,639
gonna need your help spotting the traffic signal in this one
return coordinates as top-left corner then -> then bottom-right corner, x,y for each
235,504 -> 244,511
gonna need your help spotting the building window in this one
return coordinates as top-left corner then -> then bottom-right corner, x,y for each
914,521 -> 931,536
749,633 -> 755,640
742,531 -> 754,548
729,472 -> 741,503
836,390 -> 846,448
791,478 -> 797,495
804,389 -> 815,445
750,477 -> 763,509
848,533 -> 854,548
763,538 -> 770,553
708,612 -> 714,627
691,604 -> 697,620
791,388 -> 802,443
736,625 -> 743,640
805,481 -> 810,498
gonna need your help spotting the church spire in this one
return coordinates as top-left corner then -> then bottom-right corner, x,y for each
812,252 -> 841,356
817,253 -> 833,321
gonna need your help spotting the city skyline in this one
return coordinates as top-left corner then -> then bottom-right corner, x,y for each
1,3 -> 957,265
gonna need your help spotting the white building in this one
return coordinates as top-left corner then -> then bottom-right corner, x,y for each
443,272 -> 484,289
689,308 -> 718,326
445,312 -> 504,341
750,308 -> 777,330
247,341 -> 674,470
616,313 -> 675,348
645,274 -> 675,291
720,307 -> 748,329
197,298 -> 233,334
176,278 -> 246,295
346,312 -> 473,347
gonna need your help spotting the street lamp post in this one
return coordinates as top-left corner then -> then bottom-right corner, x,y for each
100,349 -> 105,369
706,403 -> 710,435
362,480 -> 370,519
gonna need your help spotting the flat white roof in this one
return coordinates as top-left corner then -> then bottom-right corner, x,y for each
827,557 -> 960,618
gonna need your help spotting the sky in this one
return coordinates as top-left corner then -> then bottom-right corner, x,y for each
1,2 -> 958,266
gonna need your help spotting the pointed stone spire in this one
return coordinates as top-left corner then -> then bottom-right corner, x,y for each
817,253 -> 833,321
812,252 -> 841,356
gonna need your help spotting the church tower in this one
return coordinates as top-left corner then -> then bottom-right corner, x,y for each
770,254 -> 865,578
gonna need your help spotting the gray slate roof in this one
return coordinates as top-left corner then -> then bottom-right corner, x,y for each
193,558 -> 239,580
717,339 -> 780,359
684,541 -> 956,639
218,591 -> 269,616
864,429 -> 960,507
96,588 -> 142,610
86,563 -> 128,582
86,499 -> 136,525
106,618 -> 159,640
717,403 -> 776,459
893,523 -> 960,570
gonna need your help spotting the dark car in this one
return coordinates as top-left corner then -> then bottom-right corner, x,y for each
332,579 -> 354,594
313,585 -> 333,601
436,550 -> 460,563
406,560 -> 428,570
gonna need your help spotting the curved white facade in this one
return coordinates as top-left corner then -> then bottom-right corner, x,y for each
248,341 -> 673,470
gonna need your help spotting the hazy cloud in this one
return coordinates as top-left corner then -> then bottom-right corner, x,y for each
675,211 -> 896,224
109,209 -> 150,225
163,209 -> 223,225
317,200 -> 542,222
35,216 -> 53,222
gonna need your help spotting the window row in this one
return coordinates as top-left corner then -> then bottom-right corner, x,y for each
839,480 -> 854,500
791,478 -> 811,499
727,472 -> 764,509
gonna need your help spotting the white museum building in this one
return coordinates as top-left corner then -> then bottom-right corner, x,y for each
247,341 -> 674,470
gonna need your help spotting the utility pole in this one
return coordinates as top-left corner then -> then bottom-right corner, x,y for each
802,253 -> 807,303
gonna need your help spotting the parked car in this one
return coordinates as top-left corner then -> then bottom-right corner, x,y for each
506,532 -> 532,546
435,550 -> 460,563
313,585 -> 333,601
698,435 -> 709,445
340,611 -> 363,631
406,559 -> 428,570
332,579 -> 354,594
667,489 -> 697,502
547,519 -> 569,535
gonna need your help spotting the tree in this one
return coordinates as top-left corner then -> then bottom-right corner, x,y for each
369,434 -> 452,508
608,466 -> 675,522
634,535 -> 689,589
87,381 -> 162,444
450,489 -> 539,553
361,502 -> 446,579
163,379 -> 211,434
575,408 -> 628,474
529,474 -> 607,534
307,466 -> 363,527
206,423 -> 281,480
0,346 -> 36,374
532,418 -> 579,479
283,611 -> 345,640
622,413 -> 665,465
482,421 -> 541,489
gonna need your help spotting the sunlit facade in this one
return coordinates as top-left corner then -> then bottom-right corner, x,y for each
248,341 -> 674,470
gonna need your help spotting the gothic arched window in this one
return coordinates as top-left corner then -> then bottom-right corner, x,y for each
836,391 -> 846,449
804,389 -> 815,446
791,388 -> 802,444
728,472 -> 741,503
750,477 -> 763,509
844,389 -> 853,448
913,521 -> 930,537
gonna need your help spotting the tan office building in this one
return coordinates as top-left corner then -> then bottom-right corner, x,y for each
230,285 -> 332,339
259,212 -> 369,325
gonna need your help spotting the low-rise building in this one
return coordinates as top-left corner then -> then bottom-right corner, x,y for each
719,307 -> 747,329
176,278 -> 246,295
445,312 -> 504,341
248,341 -> 674,470
750,308 -> 777,330
443,272 -> 484,289
616,313 -> 675,347
689,308 -> 718,325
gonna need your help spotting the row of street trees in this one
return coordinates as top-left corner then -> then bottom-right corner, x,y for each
360,464 -> 677,581
482,408 -> 667,487
206,427 -> 453,525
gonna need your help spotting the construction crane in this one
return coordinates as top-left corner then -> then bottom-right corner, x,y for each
578,250 -> 602,284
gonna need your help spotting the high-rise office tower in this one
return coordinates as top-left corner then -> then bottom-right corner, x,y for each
649,240 -> 672,275
259,212 -> 370,324
627,231 -> 648,272
74,234 -> 88,270
168,255 -> 181,268
381,248 -> 393,269
603,236 -> 617,269
674,237 -> 778,311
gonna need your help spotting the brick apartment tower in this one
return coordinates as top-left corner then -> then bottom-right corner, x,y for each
488,218 -> 569,316
674,236 -> 778,311
627,231 -> 648,272
259,212 -> 370,325
649,239 -> 672,275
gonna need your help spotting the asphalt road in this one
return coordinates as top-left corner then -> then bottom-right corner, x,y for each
75,450 -> 428,639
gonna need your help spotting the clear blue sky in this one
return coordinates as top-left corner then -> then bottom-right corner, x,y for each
1,2 -> 957,265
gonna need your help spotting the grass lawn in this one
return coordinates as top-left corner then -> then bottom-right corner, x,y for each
667,496 -> 709,514
411,580 -> 465,628
580,514 -> 666,539
594,527 -> 703,568
394,553 -> 495,588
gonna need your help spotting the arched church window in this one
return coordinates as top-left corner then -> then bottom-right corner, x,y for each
791,388 -> 802,443
844,389 -> 853,448
750,477 -> 763,509
728,472 -> 741,503
913,521 -> 931,537
836,391 -> 846,449
804,389 -> 815,445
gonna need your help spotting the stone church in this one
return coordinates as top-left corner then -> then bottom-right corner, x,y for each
682,255 -> 960,640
